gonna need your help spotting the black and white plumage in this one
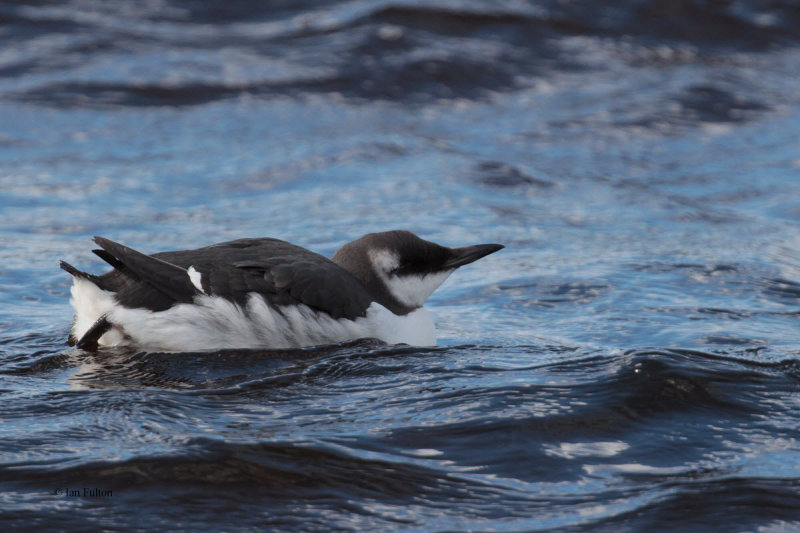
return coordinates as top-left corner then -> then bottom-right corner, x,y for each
61,230 -> 504,352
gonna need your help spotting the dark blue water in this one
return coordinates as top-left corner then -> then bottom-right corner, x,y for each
3,1 -> 800,530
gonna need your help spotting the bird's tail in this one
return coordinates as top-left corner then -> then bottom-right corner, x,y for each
60,261 -> 114,350
60,261 -> 101,284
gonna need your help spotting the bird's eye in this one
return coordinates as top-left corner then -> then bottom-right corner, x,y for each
389,263 -> 406,275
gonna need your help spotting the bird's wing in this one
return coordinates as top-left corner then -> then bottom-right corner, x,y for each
91,236 -> 199,311
228,256 -> 373,320
91,237 -> 374,320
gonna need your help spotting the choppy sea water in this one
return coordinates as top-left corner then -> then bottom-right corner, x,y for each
2,1 -> 800,531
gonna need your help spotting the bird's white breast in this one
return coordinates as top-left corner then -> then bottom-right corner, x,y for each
68,278 -> 436,351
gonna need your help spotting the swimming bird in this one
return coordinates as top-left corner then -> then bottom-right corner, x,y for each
60,231 -> 503,352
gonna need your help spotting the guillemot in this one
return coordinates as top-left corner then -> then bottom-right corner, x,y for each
60,230 -> 503,352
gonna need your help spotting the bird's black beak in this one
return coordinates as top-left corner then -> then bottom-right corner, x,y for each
443,243 -> 504,269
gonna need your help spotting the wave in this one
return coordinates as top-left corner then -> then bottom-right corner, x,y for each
3,1 -> 798,108
2,340 -> 799,529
